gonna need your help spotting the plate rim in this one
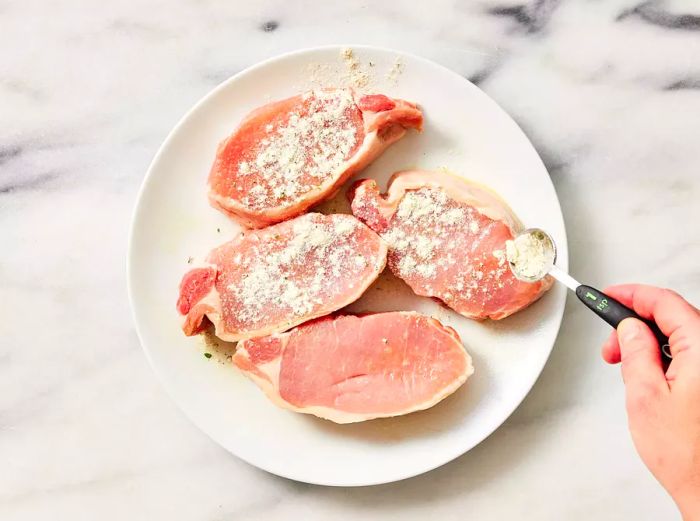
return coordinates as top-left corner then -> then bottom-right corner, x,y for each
127,43 -> 568,487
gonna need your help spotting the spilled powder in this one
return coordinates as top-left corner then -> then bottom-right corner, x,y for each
386,57 -> 405,85
306,62 -> 335,87
200,328 -> 237,364
341,47 -> 370,88
304,47 -> 404,92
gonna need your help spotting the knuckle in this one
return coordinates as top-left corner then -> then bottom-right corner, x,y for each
661,288 -> 681,301
670,337 -> 692,357
661,288 -> 700,319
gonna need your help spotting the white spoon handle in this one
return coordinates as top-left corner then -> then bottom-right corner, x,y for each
548,264 -> 581,292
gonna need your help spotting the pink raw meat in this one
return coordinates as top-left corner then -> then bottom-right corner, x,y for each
233,311 -> 473,423
350,170 -> 552,320
177,213 -> 387,342
208,88 -> 423,228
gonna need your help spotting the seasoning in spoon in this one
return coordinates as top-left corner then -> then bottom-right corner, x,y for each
505,229 -> 555,282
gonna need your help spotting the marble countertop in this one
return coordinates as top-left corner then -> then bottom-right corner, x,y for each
2,0 -> 699,519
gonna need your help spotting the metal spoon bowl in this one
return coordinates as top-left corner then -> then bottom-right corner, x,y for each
507,227 -> 557,283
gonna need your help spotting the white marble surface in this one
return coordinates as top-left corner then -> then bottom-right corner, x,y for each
2,0 -> 699,519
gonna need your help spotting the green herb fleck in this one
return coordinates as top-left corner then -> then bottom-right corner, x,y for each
204,352 -> 212,359
216,228 -> 221,233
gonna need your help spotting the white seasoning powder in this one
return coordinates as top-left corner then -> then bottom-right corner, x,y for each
439,207 -> 466,225
505,232 -> 551,280
241,90 -> 359,210
398,255 -> 418,275
492,249 -> 506,266
341,47 -> 370,88
414,236 -> 434,260
379,186 -> 517,304
227,216 -> 368,324
246,185 -> 266,206
333,218 -> 357,236
384,188 -> 477,279
416,263 -> 437,278
382,228 -> 410,251
386,57 -> 405,85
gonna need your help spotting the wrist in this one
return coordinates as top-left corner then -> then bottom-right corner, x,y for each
675,490 -> 700,521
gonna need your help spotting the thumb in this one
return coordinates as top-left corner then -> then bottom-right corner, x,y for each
618,318 -> 668,398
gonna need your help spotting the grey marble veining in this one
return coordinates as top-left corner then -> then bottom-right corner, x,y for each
2,0 -> 699,519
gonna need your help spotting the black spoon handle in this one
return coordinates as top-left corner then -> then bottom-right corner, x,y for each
575,285 -> 672,366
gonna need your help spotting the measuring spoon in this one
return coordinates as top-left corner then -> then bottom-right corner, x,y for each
508,228 -> 672,366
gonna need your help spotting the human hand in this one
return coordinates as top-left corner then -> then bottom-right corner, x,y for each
601,284 -> 700,520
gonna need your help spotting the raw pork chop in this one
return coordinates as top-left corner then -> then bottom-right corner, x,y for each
350,170 -> 552,320
177,213 -> 387,342
233,311 -> 473,423
208,89 -> 423,228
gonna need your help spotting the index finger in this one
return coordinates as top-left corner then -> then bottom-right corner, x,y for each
603,284 -> 699,339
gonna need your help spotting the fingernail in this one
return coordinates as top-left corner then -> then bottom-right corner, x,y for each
618,319 -> 641,343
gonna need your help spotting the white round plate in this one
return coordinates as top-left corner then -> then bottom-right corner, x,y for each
128,45 -> 568,487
